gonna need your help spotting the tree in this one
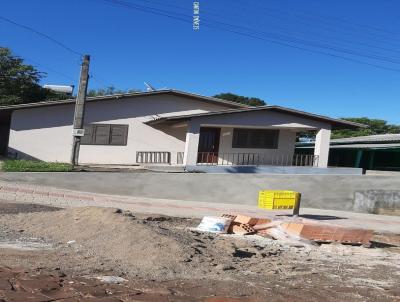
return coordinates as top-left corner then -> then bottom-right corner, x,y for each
87,86 -> 141,97
332,117 -> 400,139
213,92 -> 265,106
0,47 -> 58,105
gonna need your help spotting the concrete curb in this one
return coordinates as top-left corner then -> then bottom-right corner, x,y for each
0,181 -> 265,216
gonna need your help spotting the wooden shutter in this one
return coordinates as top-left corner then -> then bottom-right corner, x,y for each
81,125 -> 94,145
262,130 -> 279,149
93,124 -> 111,145
110,125 -> 128,146
232,128 -> 279,149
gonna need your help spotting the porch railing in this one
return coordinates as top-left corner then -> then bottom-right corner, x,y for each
197,152 -> 319,167
136,151 -> 171,164
177,152 -> 185,165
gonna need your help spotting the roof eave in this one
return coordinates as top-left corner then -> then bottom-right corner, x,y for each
146,106 -> 367,130
0,89 -> 247,111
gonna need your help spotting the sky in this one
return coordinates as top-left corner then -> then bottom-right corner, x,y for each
1,0 -> 400,124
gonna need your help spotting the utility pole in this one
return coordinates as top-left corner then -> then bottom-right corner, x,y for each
71,55 -> 90,166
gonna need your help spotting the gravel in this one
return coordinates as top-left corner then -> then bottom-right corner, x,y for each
0,203 -> 399,301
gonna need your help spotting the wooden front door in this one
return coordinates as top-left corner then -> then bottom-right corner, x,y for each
197,127 -> 220,163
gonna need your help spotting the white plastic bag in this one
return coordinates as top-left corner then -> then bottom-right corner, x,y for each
196,216 -> 232,233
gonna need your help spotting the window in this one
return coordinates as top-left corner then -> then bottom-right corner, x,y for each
232,128 -> 279,149
81,124 -> 128,146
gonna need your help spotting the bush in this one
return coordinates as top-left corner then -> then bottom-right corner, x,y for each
1,160 -> 73,172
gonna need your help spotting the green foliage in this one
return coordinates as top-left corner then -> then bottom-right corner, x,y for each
0,47 -> 58,105
213,92 -> 266,106
332,117 -> 400,139
87,86 -> 141,97
2,160 -> 72,172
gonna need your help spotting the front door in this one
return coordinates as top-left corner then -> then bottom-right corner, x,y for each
197,127 -> 220,163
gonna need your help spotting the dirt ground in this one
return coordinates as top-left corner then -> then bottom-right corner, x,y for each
0,202 -> 399,301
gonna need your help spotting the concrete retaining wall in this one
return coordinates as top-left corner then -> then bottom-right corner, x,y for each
354,190 -> 400,215
186,165 -> 362,175
1,172 -> 400,213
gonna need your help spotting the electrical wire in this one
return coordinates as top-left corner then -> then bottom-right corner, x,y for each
227,1 -> 400,48
0,15 -> 116,89
137,0 -> 400,57
24,58 -> 77,82
245,0 -> 400,37
101,0 -> 400,72
104,0 -> 400,65
0,15 -> 83,57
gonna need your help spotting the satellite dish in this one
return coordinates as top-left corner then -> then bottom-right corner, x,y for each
144,82 -> 156,91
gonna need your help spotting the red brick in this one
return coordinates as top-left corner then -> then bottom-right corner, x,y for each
255,218 -> 272,226
292,223 -> 373,244
17,188 -> 34,194
2,187 -> 18,192
34,190 -> 49,196
281,222 -> 304,236
48,192 -> 65,198
78,195 -> 94,201
233,215 -> 259,226
221,214 -> 237,220
230,223 -> 255,235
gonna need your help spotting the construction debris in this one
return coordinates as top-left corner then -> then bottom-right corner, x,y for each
196,213 -> 378,247
197,216 -> 233,233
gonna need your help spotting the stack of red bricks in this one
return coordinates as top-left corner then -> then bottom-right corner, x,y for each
220,214 -> 374,246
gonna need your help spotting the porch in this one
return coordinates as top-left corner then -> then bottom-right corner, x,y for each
143,106 -> 363,170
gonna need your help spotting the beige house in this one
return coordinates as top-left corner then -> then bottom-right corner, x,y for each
0,90 -> 362,170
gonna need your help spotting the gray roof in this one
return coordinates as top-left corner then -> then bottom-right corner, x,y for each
330,143 -> 400,149
331,134 -> 400,144
146,106 -> 366,130
296,143 -> 400,150
296,134 -> 400,150
0,89 -> 248,111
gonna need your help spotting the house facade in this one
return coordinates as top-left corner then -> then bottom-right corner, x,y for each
1,90 -> 362,169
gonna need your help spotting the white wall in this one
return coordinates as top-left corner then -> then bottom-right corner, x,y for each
8,94 -> 230,164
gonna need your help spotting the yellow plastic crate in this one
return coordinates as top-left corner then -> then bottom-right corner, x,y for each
258,190 -> 301,210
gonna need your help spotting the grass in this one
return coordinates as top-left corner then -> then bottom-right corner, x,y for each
1,160 -> 73,172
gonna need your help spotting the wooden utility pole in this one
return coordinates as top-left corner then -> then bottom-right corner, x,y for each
71,54 -> 90,166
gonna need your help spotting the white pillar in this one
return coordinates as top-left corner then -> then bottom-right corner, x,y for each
314,128 -> 331,168
183,121 -> 200,166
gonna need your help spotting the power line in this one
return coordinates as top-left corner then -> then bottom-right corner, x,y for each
245,0 -> 400,37
24,58 -> 76,82
227,1 -> 400,48
108,0 -> 400,65
100,0 -> 400,72
0,15 -> 83,57
90,73 -> 114,88
1,15 -> 115,89
195,3 -> 400,57
138,0 -> 400,58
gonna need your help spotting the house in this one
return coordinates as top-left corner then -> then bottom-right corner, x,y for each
296,134 -> 400,171
0,89 -> 362,171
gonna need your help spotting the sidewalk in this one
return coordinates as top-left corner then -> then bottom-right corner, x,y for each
0,180 -> 399,233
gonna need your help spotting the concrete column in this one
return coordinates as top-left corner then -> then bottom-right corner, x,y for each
314,127 -> 331,168
183,120 -> 201,166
